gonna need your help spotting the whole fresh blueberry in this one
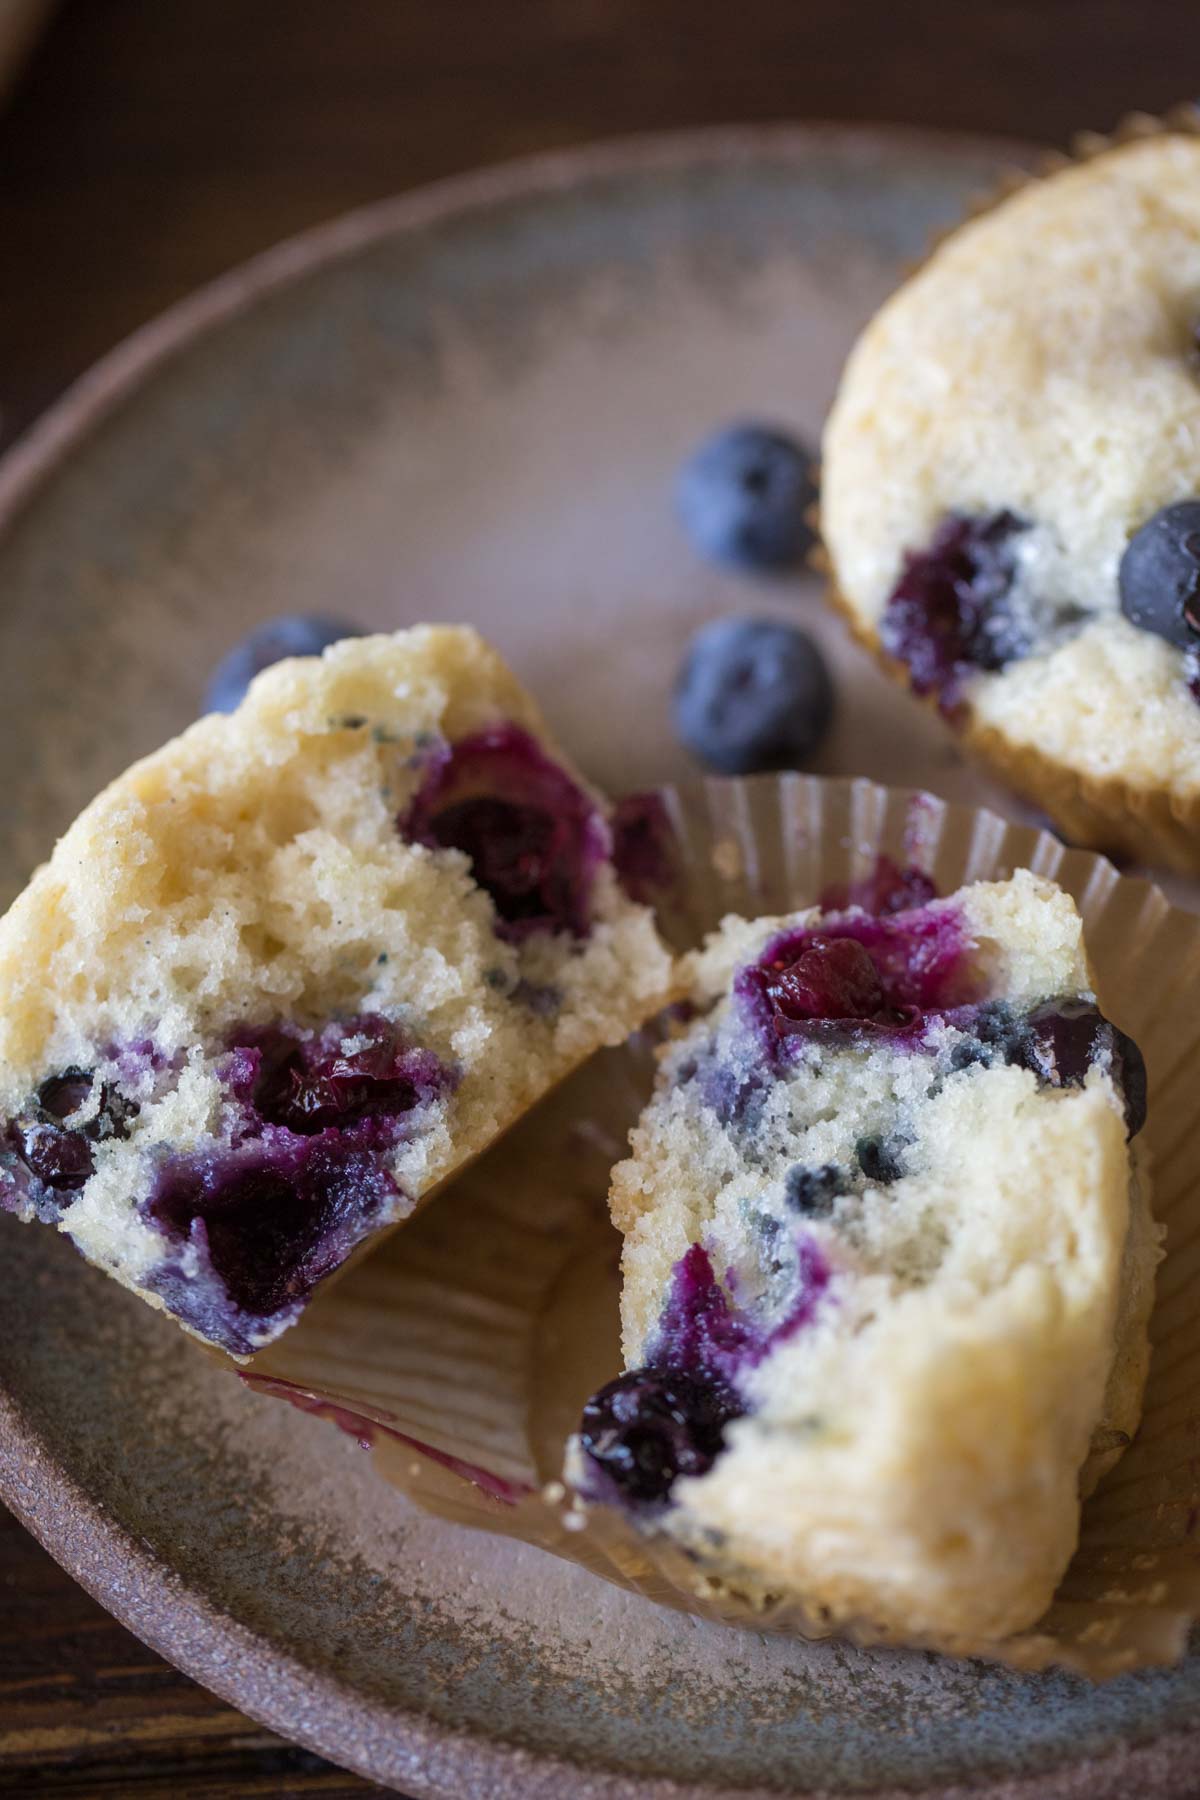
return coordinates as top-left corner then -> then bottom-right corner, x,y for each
676,424 -> 817,571
1118,502 -> 1200,651
205,616 -> 365,713
673,617 -> 834,775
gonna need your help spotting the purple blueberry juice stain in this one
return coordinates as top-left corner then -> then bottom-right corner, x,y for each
880,511 -> 1029,712
646,1241 -> 762,1384
398,722 -> 609,941
579,1239 -> 830,1509
610,791 -> 678,907
818,854 -> 938,917
649,1241 -> 830,1375
142,1137 -> 403,1356
240,1374 -> 532,1503
139,1015 -> 456,1353
678,1046 -> 766,1131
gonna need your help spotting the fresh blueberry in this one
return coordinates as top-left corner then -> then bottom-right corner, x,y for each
881,511 -> 1029,709
672,617 -> 834,776
1118,502 -> 1200,651
579,1365 -> 742,1507
784,1163 -> 845,1216
676,424 -> 817,572
205,615 -> 365,713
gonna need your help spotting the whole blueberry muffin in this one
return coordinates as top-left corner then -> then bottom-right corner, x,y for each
0,626 -> 674,1355
574,871 -> 1158,1644
822,125 -> 1200,871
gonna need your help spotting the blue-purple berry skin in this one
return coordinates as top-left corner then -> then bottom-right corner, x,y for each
205,615 -> 365,713
676,424 -> 817,572
881,511 -> 1029,708
673,617 -> 834,776
2,1067 -> 139,1212
399,723 -> 606,942
947,997 -> 1146,1139
140,1015 -> 455,1353
579,1366 -> 741,1507
783,1163 -> 843,1216
1118,501 -> 1200,651
143,1140 -> 400,1355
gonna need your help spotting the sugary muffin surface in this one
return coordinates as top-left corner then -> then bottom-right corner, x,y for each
822,131 -> 1200,865
0,626 -> 674,1354
577,871 -> 1158,1644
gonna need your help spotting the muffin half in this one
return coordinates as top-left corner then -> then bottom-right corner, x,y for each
575,871 -> 1157,1643
0,626 -> 674,1354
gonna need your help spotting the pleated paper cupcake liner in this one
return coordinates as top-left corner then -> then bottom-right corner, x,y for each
246,774 -> 1200,1679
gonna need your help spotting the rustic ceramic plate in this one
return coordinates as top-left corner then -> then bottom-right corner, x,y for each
1,126 -> 1198,1799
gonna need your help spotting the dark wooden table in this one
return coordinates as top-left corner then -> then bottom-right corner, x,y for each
1,1 -> 1198,1792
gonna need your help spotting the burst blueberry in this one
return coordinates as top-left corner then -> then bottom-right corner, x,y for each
672,617 -> 834,776
856,1134 -> 905,1185
399,724 -> 607,941
947,997 -> 1147,1139
1020,1000 -> 1147,1139
766,935 -> 884,1024
3,1066 -> 138,1203
881,511 -> 1029,709
235,1015 -> 451,1137
579,1366 -> 742,1506
205,615 -> 365,713
143,1139 -> 400,1355
676,423 -> 817,571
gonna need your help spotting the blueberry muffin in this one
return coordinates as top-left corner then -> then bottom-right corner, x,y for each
0,626 -> 674,1355
575,871 -> 1157,1644
822,126 -> 1200,872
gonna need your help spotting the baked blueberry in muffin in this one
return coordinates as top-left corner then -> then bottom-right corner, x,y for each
0,627 -> 674,1354
574,871 -> 1158,1643
822,125 -> 1200,872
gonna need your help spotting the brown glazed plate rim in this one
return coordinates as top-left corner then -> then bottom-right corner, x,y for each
1,122 -> 1196,1799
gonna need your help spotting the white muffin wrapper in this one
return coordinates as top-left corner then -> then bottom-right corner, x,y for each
244,774 -> 1200,1678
